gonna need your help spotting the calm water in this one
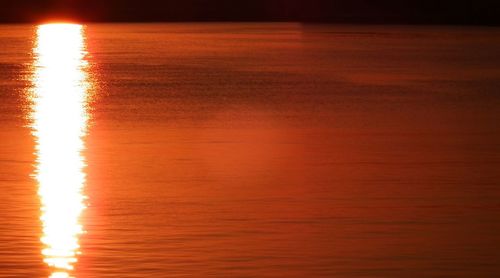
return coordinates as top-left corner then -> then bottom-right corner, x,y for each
0,23 -> 499,277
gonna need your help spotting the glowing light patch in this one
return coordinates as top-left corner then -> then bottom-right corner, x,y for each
30,23 -> 90,277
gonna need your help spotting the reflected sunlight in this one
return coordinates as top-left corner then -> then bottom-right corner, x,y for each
30,23 -> 90,277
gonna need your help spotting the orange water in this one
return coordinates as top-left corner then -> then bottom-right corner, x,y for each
0,23 -> 499,277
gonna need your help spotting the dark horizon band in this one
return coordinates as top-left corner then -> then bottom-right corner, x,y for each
2,0 -> 500,25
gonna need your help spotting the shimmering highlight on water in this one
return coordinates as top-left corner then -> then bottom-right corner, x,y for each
30,24 -> 90,277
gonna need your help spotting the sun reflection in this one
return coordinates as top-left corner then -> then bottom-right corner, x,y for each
30,23 -> 90,277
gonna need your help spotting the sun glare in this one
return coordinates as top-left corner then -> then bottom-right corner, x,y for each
30,23 -> 90,277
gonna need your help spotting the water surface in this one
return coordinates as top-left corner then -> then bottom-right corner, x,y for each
0,23 -> 499,277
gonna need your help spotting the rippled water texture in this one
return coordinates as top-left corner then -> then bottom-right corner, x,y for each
0,23 -> 499,277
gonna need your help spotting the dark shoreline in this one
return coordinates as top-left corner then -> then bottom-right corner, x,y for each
1,0 -> 500,26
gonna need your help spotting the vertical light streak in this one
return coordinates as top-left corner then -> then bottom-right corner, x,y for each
30,23 -> 90,278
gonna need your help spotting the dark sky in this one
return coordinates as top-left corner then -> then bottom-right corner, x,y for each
2,0 -> 500,25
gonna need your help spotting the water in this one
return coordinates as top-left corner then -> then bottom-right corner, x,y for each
0,23 -> 499,277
